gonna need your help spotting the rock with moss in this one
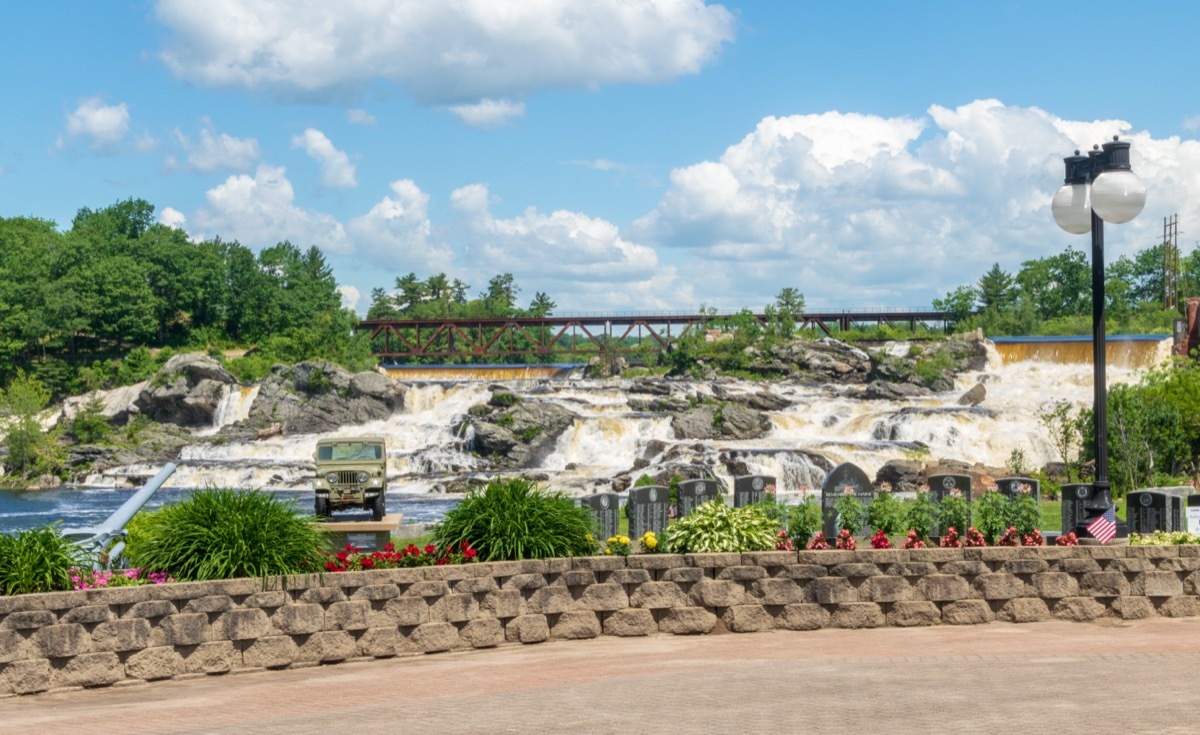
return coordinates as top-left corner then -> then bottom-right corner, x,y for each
229,361 -> 404,436
468,400 -> 575,468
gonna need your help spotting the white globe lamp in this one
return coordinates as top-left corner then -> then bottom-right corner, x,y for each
1051,183 -> 1092,234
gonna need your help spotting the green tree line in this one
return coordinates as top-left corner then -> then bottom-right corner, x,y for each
933,241 -> 1199,336
0,198 -> 370,397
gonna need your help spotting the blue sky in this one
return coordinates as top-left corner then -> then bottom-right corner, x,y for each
3,1 -> 1199,314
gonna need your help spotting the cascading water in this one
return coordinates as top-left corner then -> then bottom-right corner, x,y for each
66,336 -> 1174,501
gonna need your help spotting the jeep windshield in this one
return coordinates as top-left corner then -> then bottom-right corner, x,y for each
317,443 -> 384,461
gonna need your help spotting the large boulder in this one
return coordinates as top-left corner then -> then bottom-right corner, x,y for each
237,361 -> 404,435
670,401 -> 771,441
132,354 -> 239,427
468,398 -> 576,468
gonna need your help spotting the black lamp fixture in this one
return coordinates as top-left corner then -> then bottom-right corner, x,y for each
1050,136 -> 1146,536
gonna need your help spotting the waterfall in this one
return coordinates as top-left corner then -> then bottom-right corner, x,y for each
71,337 -> 1173,496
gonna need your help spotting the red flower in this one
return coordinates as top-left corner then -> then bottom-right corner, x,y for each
424,544 -> 436,555
806,533 -> 829,551
869,529 -> 891,549
464,548 -> 477,559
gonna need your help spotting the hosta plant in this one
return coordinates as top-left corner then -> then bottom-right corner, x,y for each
663,500 -> 778,553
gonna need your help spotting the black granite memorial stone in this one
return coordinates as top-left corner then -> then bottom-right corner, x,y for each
1060,483 -> 1094,536
928,474 -> 971,537
628,485 -> 670,540
820,463 -> 873,537
1127,491 -> 1182,534
580,492 -> 621,539
997,476 -> 1041,504
733,475 -> 775,508
677,479 -> 719,517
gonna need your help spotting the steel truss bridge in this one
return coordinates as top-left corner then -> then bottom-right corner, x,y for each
357,309 -> 955,361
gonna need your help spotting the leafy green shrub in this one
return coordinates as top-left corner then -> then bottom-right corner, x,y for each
0,525 -> 91,595
832,492 -> 867,535
127,488 -> 326,581
787,498 -> 823,542
1011,490 -> 1041,536
903,489 -> 938,540
432,477 -> 597,561
71,396 -> 113,444
973,490 -> 1010,544
866,487 -> 904,536
664,499 -> 778,553
489,391 -> 521,407
937,494 -> 971,537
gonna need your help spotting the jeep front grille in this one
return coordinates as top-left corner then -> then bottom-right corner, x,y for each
333,471 -> 360,485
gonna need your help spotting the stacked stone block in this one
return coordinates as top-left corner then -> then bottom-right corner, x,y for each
5,545 -> 1200,696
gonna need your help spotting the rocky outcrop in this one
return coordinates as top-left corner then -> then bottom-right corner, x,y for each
958,382 -> 986,406
862,380 -> 930,401
234,361 -> 405,436
468,396 -> 576,468
743,338 -> 872,383
131,354 -> 239,427
670,402 -> 771,441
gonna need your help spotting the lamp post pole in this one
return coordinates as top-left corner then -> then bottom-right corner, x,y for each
1051,136 -> 1146,537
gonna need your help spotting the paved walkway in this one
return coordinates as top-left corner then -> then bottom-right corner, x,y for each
6,617 -> 1200,734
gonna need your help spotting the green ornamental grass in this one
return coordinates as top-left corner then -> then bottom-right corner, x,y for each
0,525 -> 92,596
432,477 -> 597,561
127,487 -> 326,581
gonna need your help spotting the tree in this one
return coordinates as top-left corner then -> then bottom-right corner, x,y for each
1015,247 -> 1090,321
0,370 -> 61,478
483,273 -> 520,312
1039,399 -> 1081,482
975,263 -> 1015,311
528,292 -> 556,318
932,285 -> 976,324
773,287 -> 805,319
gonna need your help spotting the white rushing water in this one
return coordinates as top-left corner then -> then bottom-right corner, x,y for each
74,338 -> 1173,496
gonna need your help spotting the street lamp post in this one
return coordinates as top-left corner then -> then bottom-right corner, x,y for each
1051,136 -> 1146,537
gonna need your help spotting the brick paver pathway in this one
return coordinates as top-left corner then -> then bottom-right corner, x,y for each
6,617 -> 1200,734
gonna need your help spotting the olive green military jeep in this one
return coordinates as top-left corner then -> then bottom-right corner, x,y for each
312,436 -> 388,520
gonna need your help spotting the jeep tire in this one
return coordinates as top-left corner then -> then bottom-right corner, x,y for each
370,492 -> 385,521
315,496 -> 330,518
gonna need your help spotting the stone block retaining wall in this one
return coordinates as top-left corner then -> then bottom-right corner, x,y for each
4,545 -> 1200,696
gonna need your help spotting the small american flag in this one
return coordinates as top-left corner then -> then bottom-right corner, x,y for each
1088,513 -> 1117,544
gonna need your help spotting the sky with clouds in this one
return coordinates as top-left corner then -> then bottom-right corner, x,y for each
3,1 -> 1200,314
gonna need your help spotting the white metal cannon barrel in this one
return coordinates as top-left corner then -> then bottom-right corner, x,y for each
59,462 -> 177,564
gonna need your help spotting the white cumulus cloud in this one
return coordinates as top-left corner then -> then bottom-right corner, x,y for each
63,97 -> 130,150
450,183 -> 660,283
291,128 -> 357,188
348,179 -> 452,272
192,164 -> 349,252
158,207 -> 187,229
346,108 -> 376,126
155,0 -> 735,115
448,99 -> 525,128
176,124 -> 260,172
634,99 -> 1200,309
337,284 -> 361,311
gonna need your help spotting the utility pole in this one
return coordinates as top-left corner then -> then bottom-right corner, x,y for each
1164,214 -> 1180,310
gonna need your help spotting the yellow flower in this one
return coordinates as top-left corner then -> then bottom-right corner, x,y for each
605,548 -> 612,555
585,533 -> 594,542
620,535 -> 630,544
645,537 -> 658,549
607,536 -> 617,544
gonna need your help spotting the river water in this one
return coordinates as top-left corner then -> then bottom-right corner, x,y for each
0,337 -> 1173,533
